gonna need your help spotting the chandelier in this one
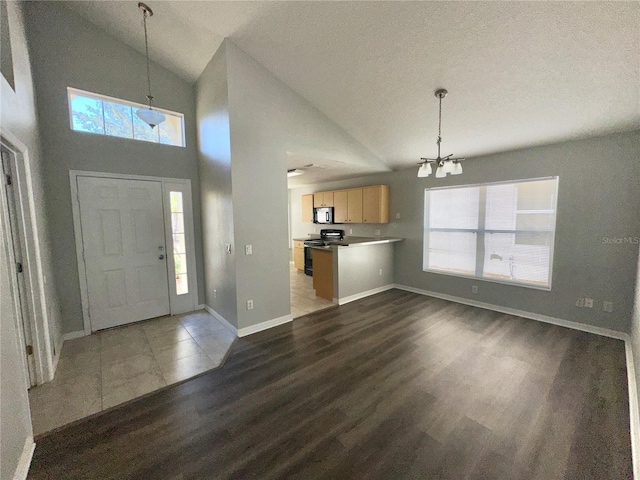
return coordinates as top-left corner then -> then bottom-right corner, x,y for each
136,3 -> 166,128
418,89 -> 465,178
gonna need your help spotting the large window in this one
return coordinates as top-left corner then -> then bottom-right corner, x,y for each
424,177 -> 559,289
67,87 -> 185,147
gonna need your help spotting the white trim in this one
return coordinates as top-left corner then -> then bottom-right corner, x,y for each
1,130 -> 55,384
238,314 -> 293,338
63,330 -> 86,342
338,285 -> 395,305
625,340 -> 640,480
394,284 -> 627,340
204,305 -> 238,335
13,437 -> 35,480
70,170 -> 199,334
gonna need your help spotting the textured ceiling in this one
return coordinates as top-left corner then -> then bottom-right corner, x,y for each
64,1 -> 640,182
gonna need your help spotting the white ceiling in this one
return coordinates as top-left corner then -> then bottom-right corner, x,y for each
65,1 -> 640,184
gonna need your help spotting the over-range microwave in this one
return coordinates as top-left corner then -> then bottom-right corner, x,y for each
313,207 -> 334,224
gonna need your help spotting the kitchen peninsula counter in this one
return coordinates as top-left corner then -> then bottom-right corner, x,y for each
296,236 -> 403,304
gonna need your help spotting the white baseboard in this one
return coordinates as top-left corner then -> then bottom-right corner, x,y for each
62,330 -> 86,342
338,284 -> 395,305
625,340 -> 640,480
238,314 -> 293,337
394,284 -> 627,340
13,436 -> 35,480
204,305 -> 238,335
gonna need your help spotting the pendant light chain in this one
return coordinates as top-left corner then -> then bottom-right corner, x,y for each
142,9 -> 153,108
437,94 -> 443,160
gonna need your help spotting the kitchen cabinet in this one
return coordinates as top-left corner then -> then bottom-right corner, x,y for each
347,188 -> 363,223
293,240 -> 305,271
314,191 -> 334,208
333,190 -> 348,223
312,248 -> 333,300
304,184 -> 389,224
362,185 -> 390,223
301,194 -> 313,223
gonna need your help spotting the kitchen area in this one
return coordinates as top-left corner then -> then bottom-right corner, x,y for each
290,184 -> 402,318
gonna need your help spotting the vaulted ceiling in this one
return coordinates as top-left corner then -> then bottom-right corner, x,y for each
65,1 -> 640,184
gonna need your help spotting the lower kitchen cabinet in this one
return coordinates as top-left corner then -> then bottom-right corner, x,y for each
312,249 -> 333,300
294,240 -> 305,271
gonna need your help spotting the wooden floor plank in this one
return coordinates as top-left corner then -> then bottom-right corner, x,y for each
28,290 -> 632,479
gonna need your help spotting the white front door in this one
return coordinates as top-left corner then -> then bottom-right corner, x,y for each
77,176 -> 170,331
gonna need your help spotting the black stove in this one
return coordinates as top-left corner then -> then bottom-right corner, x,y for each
303,229 -> 344,275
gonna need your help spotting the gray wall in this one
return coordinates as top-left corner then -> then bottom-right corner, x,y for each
196,43 -> 238,327
291,130 -> 640,333
1,1 -> 44,476
336,243 -> 394,300
225,42 -> 292,329
24,2 -> 204,333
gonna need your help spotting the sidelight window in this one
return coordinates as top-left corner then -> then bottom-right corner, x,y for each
423,177 -> 559,289
170,191 -> 188,295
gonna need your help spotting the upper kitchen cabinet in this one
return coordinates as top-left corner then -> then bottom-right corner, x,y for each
314,191 -> 334,208
347,188 -> 363,223
362,185 -> 390,223
334,190 -> 348,223
302,194 -> 314,222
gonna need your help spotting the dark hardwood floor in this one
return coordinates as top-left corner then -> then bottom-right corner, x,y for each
28,289 -> 632,479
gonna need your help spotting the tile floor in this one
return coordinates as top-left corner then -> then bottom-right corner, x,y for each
28,310 -> 235,436
290,263 -> 335,318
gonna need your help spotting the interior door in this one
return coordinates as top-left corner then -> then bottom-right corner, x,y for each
77,176 -> 170,331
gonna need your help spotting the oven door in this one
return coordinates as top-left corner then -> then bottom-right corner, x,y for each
304,246 -> 313,276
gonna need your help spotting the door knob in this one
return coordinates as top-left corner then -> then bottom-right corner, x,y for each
159,254 -> 165,260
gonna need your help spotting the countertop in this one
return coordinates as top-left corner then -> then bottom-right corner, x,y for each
294,235 -> 403,250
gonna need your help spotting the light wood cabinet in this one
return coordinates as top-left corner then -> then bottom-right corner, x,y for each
347,189 -> 363,223
303,185 -> 389,224
313,191 -> 334,208
362,185 -> 390,224
301,194 -> 313,223
293,240 -> 305,271
312,248 -> 333,300
333,190 -> 348,223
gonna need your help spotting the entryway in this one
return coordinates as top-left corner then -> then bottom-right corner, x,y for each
71,171 -> 198,333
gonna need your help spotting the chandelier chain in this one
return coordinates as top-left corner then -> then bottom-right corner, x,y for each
437,93 -> 442,159
142,10 -> 152,107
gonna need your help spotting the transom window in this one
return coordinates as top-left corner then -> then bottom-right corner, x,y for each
424,177 -> 559,289
67,87 -> 185,147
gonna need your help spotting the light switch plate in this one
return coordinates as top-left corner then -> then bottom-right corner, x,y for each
603,301 -> 613,312
245,245 -> 252,255
584,297 -> 593,308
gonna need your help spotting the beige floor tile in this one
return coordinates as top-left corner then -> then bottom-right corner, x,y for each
193,331 -> 235,358
182,321 -> 226,339
55,351 -> 101,382
157,352 -> 215,385
178,311 -> 217,327
102,352 -> 161,384
102,370 -> 166,410
28,372 -> 101,436
144,325 -> 193,348
151,337 -> 206,365
99,325 -> 146,350
60,334 -> 100,358
100,335 -> 152,364
140,316 -> 183,336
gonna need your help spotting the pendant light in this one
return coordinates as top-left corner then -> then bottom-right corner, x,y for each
417,89 -> 465,178
136,3 -> 165,128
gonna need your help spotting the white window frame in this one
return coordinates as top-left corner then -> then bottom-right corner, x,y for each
66,87 -> 186,147
70,171 -> 199,336
423,176 -> 559,290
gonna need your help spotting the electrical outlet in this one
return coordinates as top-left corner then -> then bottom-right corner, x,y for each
375,229 -> 381,236
245,244 -> 252,255
349,229 -> 353,235
379,269 -> 383,276
584,297 -> 593,308
213,289 -> 217,299
603,301 -> 613,312
247,300 -> 254,310
396,212 -> 401,220
575,297 -> 584,308
472,285 -> 478,294
226,243 -> 231,254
